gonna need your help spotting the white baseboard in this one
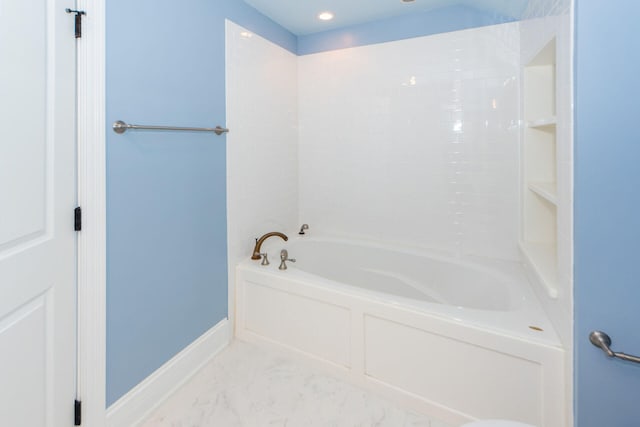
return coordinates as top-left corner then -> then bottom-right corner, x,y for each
106,319 -> 231,427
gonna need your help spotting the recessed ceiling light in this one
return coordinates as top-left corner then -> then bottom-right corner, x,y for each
401,0 -> 415,3
318,11 -> 334,21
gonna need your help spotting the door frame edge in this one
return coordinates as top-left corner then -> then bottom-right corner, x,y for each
77,0 -> 107,424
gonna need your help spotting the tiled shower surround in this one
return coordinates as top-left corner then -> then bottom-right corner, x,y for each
298,23 -> 522,260
226,21 -> 524,320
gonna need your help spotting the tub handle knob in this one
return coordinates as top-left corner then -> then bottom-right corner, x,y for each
260,253 -> 269,266
279,249 -> 296,270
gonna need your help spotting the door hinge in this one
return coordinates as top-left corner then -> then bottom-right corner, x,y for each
74,400 -> 81,425
74,207 -> 82,231
65,9 -> 86,38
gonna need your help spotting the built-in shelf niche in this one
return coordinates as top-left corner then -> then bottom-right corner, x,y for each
521,37 -> 559,298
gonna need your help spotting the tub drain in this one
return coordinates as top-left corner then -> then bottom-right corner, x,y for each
529,326 -> 544,332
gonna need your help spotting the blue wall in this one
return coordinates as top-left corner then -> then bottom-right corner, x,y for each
298,5 -> 513,55
105,0 -> 294,406
574,1 -> 640,425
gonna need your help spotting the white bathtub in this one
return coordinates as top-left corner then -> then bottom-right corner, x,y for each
235,237 -> 565,426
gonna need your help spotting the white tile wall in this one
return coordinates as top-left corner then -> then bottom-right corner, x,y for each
225,20 -> 299,323
298,23 -> 522,261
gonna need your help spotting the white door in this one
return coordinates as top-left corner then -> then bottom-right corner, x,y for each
0,1 -> 77,426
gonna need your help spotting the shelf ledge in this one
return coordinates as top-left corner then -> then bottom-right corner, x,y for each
528,182 -> 557,205
527,116 -> 557,130
519,241 -> 559,299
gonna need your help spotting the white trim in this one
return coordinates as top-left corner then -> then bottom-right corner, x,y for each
224,18 -> 236,341
106,320 -> 232,427
76,0 -> 107,425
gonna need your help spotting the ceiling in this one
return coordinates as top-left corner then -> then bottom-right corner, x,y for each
243,0 -> 529,36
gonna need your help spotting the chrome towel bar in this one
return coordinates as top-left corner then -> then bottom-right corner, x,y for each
589,331 -> 640,364
112,120 -> 229,135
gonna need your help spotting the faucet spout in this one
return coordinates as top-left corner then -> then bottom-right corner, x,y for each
251,232 -> 288,260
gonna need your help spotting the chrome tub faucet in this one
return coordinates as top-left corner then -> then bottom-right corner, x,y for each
298,224 -> 309,235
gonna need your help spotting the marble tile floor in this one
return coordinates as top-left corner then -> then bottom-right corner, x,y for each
140,340 -> 453,427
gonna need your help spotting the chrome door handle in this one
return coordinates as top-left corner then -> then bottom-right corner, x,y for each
589,331 -> 640,364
